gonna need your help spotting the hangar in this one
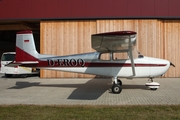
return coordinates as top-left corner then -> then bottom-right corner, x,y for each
0,0 -> 180,78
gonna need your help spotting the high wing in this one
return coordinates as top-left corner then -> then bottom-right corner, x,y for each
91,31 -> 137,76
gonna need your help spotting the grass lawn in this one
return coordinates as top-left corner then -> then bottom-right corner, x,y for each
0,105 -> 180,120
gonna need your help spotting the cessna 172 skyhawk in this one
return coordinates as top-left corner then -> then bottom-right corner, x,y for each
7,30 -> 175,94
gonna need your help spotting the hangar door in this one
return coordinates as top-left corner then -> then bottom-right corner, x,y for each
40,20 -> 96,78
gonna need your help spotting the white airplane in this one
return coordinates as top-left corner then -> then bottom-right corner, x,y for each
7,30 -> 175,94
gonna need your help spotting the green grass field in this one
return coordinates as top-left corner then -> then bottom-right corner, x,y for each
0,105 -> 180,120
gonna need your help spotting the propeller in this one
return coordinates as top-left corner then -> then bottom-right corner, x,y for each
170,62 -> 175,67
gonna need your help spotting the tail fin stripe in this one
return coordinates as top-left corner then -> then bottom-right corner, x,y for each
24,40 -> 29,42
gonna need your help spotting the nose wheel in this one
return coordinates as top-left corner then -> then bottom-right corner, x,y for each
111,77 -> 122,94
145,78 -> 160,90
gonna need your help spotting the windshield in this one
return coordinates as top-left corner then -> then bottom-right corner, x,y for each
132,48 -> 144,59
132,48 -> 139,59
1,54 -> 15,61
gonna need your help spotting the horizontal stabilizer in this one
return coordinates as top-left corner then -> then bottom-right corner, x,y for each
5,61 -> 39,67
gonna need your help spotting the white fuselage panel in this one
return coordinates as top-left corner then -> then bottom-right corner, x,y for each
40,56 -> 170,78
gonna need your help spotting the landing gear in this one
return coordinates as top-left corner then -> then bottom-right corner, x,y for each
111,77 -> 122,94
145,78 -> 160,90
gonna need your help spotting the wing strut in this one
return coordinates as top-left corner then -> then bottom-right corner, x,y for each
128,36 -> 136,76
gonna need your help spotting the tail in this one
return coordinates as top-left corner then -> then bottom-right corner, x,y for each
16,30 -> 39,62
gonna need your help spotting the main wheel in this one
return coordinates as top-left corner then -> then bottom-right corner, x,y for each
112,84 -> 122,94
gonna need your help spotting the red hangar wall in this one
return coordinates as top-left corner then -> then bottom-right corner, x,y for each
0,0 -> 180,19
0,0 -> 180,78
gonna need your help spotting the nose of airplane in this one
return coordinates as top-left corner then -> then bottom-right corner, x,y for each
158,60 -> 175,77
158,59 -> 171,76
163,60 -> 175,69
148,57 -> 171,77
162,58 -> 170,66
165,60 -> 170,70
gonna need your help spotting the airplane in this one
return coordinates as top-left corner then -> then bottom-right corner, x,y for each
6,30 -> 175,94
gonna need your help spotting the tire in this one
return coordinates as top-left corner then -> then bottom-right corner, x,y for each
5,74 -> 13,78
150,88 -> 157,91
112,84 -> 122,94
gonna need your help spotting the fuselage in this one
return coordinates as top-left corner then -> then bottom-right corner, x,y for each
31,52 -> 170,78
13,30 -> 171,79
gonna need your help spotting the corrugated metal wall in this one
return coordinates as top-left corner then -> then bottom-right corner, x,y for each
40,20 -> 179,78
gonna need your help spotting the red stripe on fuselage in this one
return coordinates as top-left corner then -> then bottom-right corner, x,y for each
20,61 -> 167,68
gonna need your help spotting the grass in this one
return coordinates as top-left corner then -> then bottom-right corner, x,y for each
0,105 -> 180,120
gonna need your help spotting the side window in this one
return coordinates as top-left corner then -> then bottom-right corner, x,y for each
1,54 -> 15,61
113,52 -> 128,60
99,53 -> 111,60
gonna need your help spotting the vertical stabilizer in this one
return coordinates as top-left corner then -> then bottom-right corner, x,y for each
16,30 -> 39,62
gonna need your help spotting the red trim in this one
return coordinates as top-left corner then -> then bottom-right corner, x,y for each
15,47 -> 38,62
20,61 -> 167,68
24,40 -> 29,42
92,31 -> 136,36
85,63 -> 166,67
17,30 -> 32,34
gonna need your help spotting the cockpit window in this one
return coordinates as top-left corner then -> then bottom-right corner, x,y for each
98,48 -> 144,61
99,53 -> 110,60
113,52 -> 128,60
